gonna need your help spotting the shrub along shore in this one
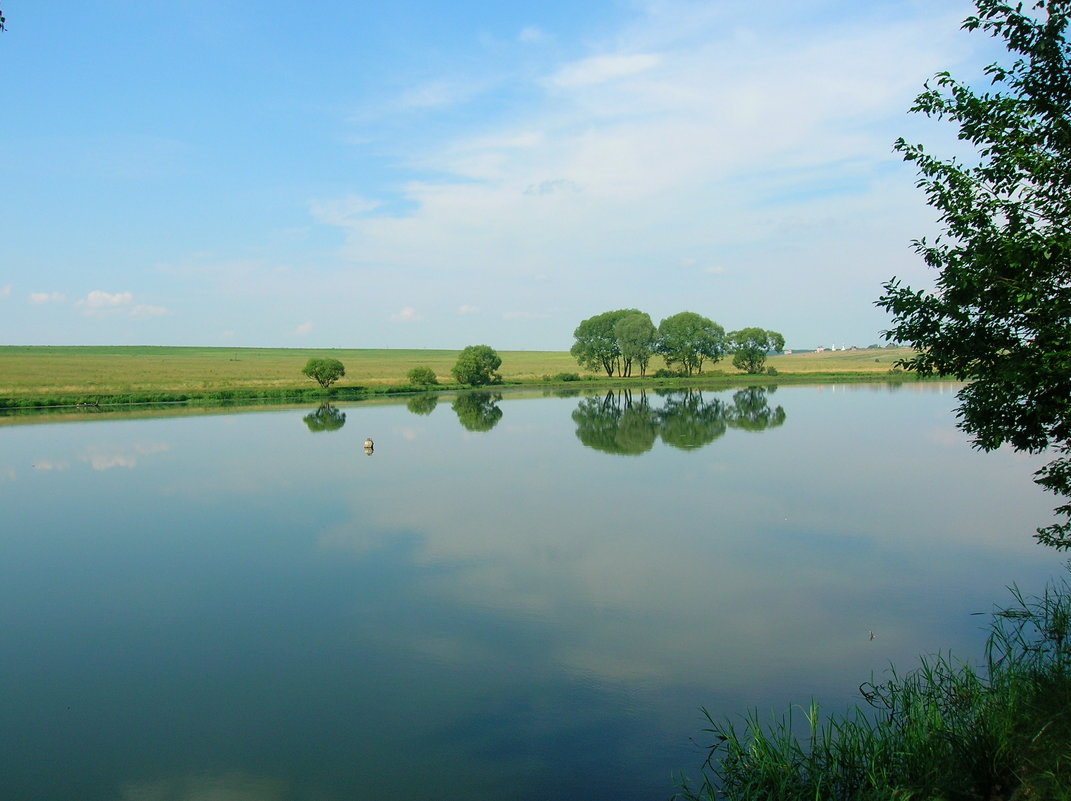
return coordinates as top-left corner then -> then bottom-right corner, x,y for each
0,344 -> 919,411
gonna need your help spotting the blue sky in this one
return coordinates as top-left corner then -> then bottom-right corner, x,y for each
1,0 -> 996,350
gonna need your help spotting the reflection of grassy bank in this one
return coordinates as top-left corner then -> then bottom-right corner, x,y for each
678,572 -> 1071,801
0,345 -> 921,411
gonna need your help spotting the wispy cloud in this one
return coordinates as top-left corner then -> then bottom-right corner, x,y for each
547,53 -> 662,87
308,194 -> 381,227
82,441 -> 171,471
294,321 -> 314,336
74,290 -> 169,319
131,304 -> 169,318
78,290 -> 133,309
391,306 -> 422,322
458,304 -> 480,315
305,1 -> 971,347
0,284 -> 10,299
30,292 -> 66,304
32,459 -> 70,471
518,25 -> 546,44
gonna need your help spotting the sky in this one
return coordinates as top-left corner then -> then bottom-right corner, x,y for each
0,0 -> 1002,350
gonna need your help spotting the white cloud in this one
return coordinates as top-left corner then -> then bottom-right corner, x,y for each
396,79 -> 485,111
32,459 -> 70,471
80,290 -> 133,308
82,441 -> 171,471
30,292 -> 66,304
391,306 -> 422,322
295,321 -> 314,336
518,26 -> 546,44
309,194 -> 381,228
547,53 -> 662,87
458,304 -> 480,315
73,290 -> 168,319
0,284 -> 10,299
310,1 -> 973,347
131,304 -> 169,318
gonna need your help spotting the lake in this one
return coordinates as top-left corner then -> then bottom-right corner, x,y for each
0,383 -> 1062,801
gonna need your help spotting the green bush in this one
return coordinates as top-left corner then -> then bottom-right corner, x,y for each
407,366 -> 439,386
451,345 -> 502,386
765,366 -> 779,376
553,372 -> 581,382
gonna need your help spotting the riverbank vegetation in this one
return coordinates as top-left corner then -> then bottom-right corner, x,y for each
0,344 -> 918,411
676,570 -> 1071,801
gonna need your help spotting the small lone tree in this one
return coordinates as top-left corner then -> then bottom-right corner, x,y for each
407,366 -> 439,386
729,327 -> 785,374
302,357 -> 345,390
451,345 -> 502,386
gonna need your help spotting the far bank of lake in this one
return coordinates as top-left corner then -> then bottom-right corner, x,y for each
0,344 -> 919,412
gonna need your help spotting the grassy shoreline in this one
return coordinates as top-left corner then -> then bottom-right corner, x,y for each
0,344 -> 920,411
676,571 -> 1071,801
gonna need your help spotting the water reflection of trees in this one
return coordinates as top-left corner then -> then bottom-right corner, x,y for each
572,388 -> 785,454
452,392 -> 503,432
407,394 -> 439,416
303,403 -> 347,432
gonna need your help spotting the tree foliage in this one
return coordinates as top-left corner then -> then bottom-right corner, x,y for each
407,394 -> 439,416
452,391 -> 503,432
572,387 -> 784,454
303,403 -> 347,432
570,309 -> 643,377
301,357 -> 345,390
876,0 -> 1071,546
615,312 -> 658,377
451,345 -> 502,386
729,327 -> 786,374
656,312 -> 726,375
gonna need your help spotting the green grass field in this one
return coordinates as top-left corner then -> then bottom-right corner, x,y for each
0,345 -> 916,402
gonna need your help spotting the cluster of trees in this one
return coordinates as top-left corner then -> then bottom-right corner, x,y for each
572,387 -> 785,455
571,310 -> 783,377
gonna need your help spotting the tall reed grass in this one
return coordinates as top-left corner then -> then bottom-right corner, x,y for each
677,569 -> 1071,801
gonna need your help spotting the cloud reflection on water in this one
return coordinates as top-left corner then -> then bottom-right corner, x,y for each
0,385 -> 1061,801
319,385 -> 1055,704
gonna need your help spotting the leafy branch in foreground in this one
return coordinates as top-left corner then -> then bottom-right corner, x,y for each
876,0 -> 1071,547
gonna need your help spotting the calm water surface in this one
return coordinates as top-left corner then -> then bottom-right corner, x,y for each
0,384 -> 1062,801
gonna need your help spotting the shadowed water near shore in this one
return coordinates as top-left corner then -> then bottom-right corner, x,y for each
0,384 -> 1061,801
